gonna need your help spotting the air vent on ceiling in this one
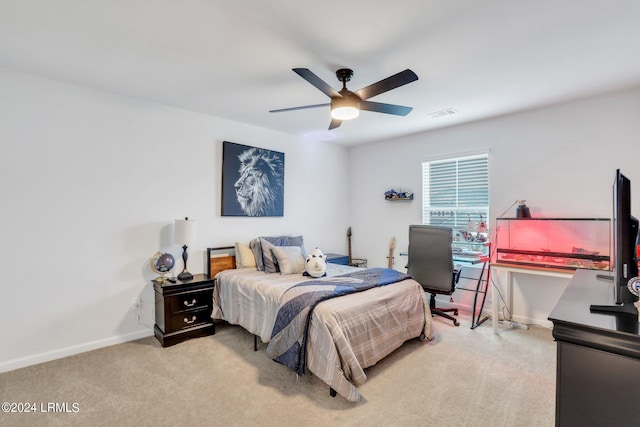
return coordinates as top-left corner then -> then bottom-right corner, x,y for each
427,108 -> 457,119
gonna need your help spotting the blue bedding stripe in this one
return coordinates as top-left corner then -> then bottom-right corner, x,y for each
266,268 -> 411,374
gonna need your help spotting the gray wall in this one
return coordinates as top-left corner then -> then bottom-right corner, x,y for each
0,67 -> 350,371
348,86 -> 640,325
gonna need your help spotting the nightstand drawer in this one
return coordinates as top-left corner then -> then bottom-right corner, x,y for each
169,308 -> 212,332
169,289 -> 212,313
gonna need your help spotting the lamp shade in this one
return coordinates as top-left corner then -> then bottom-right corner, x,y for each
174,217 -> 195,246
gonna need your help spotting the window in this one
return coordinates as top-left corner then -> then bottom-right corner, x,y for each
422,153 -> 489,234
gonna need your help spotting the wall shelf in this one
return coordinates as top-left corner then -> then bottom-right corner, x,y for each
384,189 -> 413,201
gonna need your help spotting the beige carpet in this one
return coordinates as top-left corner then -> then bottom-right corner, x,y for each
0,313 -> 556,427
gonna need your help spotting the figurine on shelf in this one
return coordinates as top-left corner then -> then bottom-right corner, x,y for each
384,189 -> 413,200
466,214 -> 477,231
478,214 -> 488,233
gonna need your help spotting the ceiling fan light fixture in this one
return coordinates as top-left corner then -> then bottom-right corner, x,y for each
331,106 -> 359,120
331,97 -> 360,120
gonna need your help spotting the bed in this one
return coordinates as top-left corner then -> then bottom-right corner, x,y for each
209,242 -> 433,402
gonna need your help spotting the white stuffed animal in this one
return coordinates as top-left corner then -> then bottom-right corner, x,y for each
304,247 -> 327,278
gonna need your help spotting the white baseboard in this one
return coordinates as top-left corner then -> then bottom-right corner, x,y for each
0,329 -> 154,374
510,314 -> 553,329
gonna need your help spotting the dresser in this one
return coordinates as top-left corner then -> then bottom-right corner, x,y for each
153,273 -> 216,347
548,269 -> 640,426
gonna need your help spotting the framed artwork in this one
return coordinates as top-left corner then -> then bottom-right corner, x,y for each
221,141 -> 285,217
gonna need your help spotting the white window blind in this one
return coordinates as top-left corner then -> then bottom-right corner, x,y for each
422,153 -> 489,231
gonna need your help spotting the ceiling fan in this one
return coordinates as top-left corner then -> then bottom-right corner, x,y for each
269,68 -> 418,130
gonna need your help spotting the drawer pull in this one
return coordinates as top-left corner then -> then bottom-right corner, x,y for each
183,299 -> 197,307
184,316 -> 197,324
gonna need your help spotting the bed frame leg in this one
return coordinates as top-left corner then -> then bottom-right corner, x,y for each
254,335 -> 258,351
329,388 -> 337,397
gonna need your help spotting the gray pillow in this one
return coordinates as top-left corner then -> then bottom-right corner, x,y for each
249,238 -> 265,271
259,237 -> 285,273
254,235 -> 305,273
271,246 -> 306,275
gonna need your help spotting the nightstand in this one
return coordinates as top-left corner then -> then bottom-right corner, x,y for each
153,273 -> 215,347
325,253 -> 349,265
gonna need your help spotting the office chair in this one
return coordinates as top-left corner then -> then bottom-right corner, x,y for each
407,224 -> 461,326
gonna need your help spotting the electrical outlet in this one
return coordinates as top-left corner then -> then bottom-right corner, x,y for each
132,297 -> 142,311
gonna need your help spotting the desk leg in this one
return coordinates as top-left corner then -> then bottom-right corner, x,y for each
492,273 -> 498,334
506,270 -> 513,322
470,261 -> 490,329
492,266 -> 512,334
492,270 -> 514,334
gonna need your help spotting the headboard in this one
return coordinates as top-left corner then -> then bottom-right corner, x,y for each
206,246 -> 236,278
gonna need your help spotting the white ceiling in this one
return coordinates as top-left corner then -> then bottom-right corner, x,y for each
1,0 -> 640,146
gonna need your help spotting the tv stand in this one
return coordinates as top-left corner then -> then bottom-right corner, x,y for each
549,269 -> 640,426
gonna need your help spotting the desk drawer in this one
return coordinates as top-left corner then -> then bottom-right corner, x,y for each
169,289 -> 212,313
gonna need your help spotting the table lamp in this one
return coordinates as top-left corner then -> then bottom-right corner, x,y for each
174,217 -> 195,281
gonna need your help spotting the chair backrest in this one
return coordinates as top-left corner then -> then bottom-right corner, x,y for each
407,224 -> 455,294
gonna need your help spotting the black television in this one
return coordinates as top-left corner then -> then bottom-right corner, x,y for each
590,169 -> 639,315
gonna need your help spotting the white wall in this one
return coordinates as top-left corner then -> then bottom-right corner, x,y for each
0,67 -> 349,372
348,86 -> 640,326
2,65 -> 639,370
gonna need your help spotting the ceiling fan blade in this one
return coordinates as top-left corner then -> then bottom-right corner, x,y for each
360,101 -> 413,116
293,68 -> 341,98
328,118 -> 342,130
355,69 -> 418,100
269,103 -> 329,113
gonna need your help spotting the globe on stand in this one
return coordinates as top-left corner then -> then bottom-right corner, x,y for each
151,252 -> 175,284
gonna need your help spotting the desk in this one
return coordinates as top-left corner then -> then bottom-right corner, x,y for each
548,269 -> 640,426
490,263 -> 573,334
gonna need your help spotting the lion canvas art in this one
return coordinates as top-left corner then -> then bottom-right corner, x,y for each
221,141 -> 285,216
